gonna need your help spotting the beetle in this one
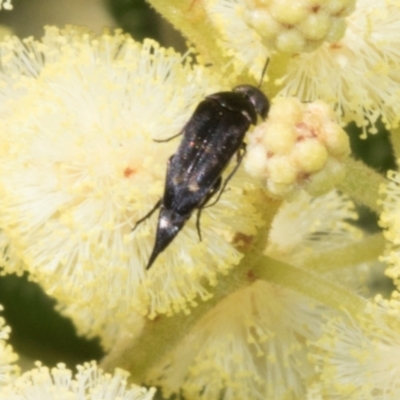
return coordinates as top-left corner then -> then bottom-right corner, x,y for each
134,70 -> 270,270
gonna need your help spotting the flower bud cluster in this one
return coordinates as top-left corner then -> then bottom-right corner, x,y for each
242,0 -> 355,53
244,97 -> 350,197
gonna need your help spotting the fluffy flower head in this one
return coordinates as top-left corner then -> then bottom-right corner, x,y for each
147,280 -> 324,400
0,361 -> 156,400
311,307 -> 400,399
0,26 -> 267,341
279,0 -> 400,135
267,190 -> 360,260
378,170 -> 400,288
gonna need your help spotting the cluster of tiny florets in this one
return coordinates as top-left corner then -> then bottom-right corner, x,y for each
242,0 -> 355,53
244,97 -> 350,197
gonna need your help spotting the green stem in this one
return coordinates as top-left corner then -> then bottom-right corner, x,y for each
255,256 -> 367,317
337,158 -> 387,213
101,261 -> 259,383
145,0 -> 230,70
299,233 -> 385,274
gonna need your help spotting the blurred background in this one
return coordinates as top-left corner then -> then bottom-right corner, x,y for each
0,0 -> 395,373
0,0 -> 186,49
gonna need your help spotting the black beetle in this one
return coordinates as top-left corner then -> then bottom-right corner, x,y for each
134,81 -> 270,269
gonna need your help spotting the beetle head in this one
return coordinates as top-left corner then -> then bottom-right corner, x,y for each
233,84 -> 270,120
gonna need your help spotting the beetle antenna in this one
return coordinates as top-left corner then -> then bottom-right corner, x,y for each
257,57 -> 270,89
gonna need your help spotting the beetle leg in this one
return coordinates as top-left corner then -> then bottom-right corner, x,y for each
205,142 -> 246,209
153,132 -> 182,143
195,177 -> 222,241
153,129 -> 184,143
132,199 -> 162,232
132,155 -> 176,232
